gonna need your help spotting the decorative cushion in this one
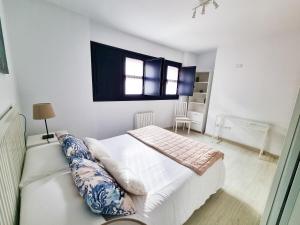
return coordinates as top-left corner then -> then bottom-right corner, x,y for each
100,157 -> 147,196
55,130 -> 70,144
84,137 -> 110,160
61,135 -> 94,163
70,158 -> 135,216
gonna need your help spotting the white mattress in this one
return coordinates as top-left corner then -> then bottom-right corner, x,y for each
20,134 -> 225,225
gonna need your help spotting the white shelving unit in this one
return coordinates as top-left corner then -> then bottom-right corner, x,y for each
188,71 -> 213,133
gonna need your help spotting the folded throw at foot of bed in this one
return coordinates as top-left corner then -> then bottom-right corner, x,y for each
128,125 -> 224,176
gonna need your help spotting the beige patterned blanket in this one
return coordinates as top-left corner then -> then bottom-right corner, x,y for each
127,125 -> 224,176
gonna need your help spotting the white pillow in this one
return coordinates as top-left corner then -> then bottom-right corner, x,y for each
100,157 -> 147,196
19,142 -> 69,188
84,137 -> 146,195
84,137 -> 110,160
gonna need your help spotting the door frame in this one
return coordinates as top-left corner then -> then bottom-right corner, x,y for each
260,89 -> 300,225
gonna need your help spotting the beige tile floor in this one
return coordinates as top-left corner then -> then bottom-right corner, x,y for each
173,130 -> 278,225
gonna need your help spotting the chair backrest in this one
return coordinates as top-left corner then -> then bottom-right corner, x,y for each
175,101 -> 188,117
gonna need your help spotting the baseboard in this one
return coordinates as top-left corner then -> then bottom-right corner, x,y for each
166,126 -> 279,159
203,133 -> 279,159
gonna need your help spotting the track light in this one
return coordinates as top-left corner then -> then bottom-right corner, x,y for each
192,0 -> 220,18
201,5 -> 205,15
213,0 -> 219,9
192,9 -> 196,18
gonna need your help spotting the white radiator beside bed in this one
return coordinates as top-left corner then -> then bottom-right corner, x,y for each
134,111 -> 155,129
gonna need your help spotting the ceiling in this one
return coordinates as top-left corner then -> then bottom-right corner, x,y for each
42,0 -> 300,53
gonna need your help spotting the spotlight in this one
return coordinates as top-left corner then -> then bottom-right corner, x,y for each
201,5 -> 205,15
191,0 -> 219,18
213,0 -> 219,9
192,9 -> 196,18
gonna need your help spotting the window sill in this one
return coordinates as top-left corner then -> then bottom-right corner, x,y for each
93,95 -> 179,102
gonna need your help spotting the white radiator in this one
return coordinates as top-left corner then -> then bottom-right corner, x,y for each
135,111 -> 155,129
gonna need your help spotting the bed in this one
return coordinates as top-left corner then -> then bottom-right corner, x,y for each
0,107 -> 225,225
19,133 -> 225,225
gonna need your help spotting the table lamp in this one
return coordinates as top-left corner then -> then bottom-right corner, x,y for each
33,103 -> 56,140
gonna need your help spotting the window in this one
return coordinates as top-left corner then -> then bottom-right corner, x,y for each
165,66 -> 179,95
125,57 -> 144,95
91,42 -> 189,101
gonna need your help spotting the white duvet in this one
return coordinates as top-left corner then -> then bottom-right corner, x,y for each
20,134 -> 225,225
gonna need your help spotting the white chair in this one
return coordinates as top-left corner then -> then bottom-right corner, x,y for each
173,101 -> 191,134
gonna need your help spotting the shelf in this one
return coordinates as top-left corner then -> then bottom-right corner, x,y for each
188,111 -> 204,115
191,72 -> 210,133
189,102 -> 205,105
193,92 -> 207,95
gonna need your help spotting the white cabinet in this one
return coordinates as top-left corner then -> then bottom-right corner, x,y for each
187,111 -> 203,124
187,71 -> 213,133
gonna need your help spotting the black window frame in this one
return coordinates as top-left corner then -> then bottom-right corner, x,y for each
91,41 -> 181,102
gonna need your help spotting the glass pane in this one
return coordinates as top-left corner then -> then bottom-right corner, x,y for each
167,66 -> 179,80
125,78 -> 143,95
125,57 -> 144,77
165,81 -> 177,95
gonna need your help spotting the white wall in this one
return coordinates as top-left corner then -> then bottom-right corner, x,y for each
206,34 -> 300,155
0,0 -> 18,116
91,22 -> 183,63
182,52 -> 198,67
197,50 -> 217,72
3,0 -> 187,139
5,0 -> 297,156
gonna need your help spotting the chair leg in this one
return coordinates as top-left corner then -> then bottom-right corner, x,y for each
188,122 -> 191,134
175,121 -> 178,133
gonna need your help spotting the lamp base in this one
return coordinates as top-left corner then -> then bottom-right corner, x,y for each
42,133 -> 54,140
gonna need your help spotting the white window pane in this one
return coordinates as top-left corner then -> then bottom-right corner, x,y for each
125,57 -> 144,77
125,78 -> 143,95
167,66 -> 179,80
165,81 -> 177,95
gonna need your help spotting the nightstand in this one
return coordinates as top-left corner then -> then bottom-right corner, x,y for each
26,133 -> 58,149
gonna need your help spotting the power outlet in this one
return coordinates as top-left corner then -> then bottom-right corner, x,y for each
236,64 -> 243,68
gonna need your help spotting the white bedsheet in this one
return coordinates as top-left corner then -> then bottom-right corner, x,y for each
20,134 -> 225,225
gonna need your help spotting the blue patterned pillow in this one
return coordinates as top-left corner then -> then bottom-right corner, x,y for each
70,158 -> 135,216
56,133 -> 72,144
61,135 -> 94,163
